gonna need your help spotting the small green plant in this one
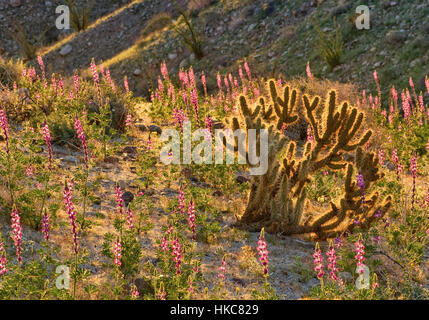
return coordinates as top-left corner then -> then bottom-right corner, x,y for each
313,19 -> 343,70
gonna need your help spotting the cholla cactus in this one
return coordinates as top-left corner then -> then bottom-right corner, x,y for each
224,79 -> 392,239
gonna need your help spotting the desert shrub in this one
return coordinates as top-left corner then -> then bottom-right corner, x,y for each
64,0 -> 95,32
141,13 -> 173,39
173,4 -> 205,60
313,19 -> 343,70
9,21 -> 43,61
0,57 -> 24,87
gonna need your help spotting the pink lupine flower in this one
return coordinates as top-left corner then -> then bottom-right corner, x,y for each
37,55 -> 45,81
253,87 -> 260,97
306,61 -> 313,81
0,108 -> 9,153
354,237 -> 365,273
313,242 -> 324,279
25,165 -> 34,177
73,73 -> 80,94
409,77 -> 415,90
63,181 -> 79,254
217,72 -> 222,93
160,61 -> 169,80
171,237 -> 182,274
42,210 -> 50,241
125,114 -> 133,127
187,201 -> 197,240
157,77 -> 164,94
178,185 -> 186,215
377,149 -> 384,165
201,72 -> 207,96
238,66 -> 244,84
115,185 -> 125,216
223,76 -> 229,93
131,288 -> 139,299
41,122 -> 54,169
113,239 -> 122,266
401,92 -> 411,122
306,126 -> 314,143
90,59 -> 99,84
105,69 -> 115,90
188,67 -> 196,88
0,242 -> 7,275
10,208 -> 23,263
157,287 -> 167,300
257,228 -> 269,276
161,236 -> 169,251
244,61 -> 252,81
326,241 -> 338,281
28,68 -> 36,81
124,76 -> 129,92
217,256 -> 227,280
204,115 -> 213,132
373,70 -> 379,87
126,207 -> 135,229
418,94 -> 425,113
73,117 -> 89,167
190,88 -> 200,126
277,78 -> 282,88
173,107 -> 187,131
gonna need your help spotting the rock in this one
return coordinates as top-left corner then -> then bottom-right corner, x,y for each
59,44 -> 72,56
136,123 -> 147,132
212,190 -> 223,197
339,271 -> 353,283
189,53 -> 196,62
134,278 -> 154,294
104,156 -> 120,164
61,155 -> 78,163
212,121 -> 224,129
133,69 -> 142,76
123,191 -> 134,207
248,23 -> 257,32
121,146 -> 138,156
160,188 -> 178,197
385,30 -> 407,44
10,0 -> 21,7
384,161 -> 396,171
235,171 -> 250,184
168,53 -> 177,60
149,124 -> 162,135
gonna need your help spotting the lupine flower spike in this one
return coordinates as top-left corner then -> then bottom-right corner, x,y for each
354,235 -> 366,274
313,242 -> 324,281
256,228 -> 269,276
326,240 -> 338,281
0,241 -> 7,275
10,207 -> 23,263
